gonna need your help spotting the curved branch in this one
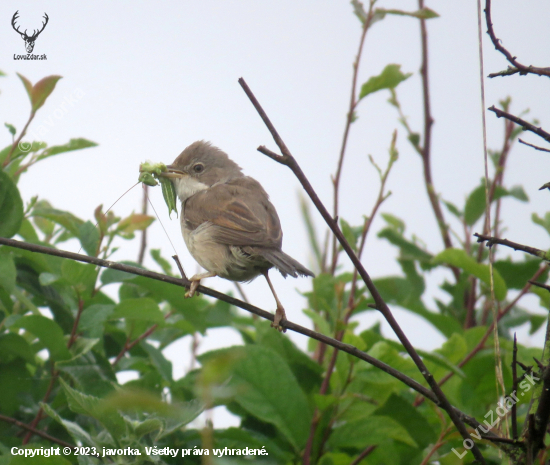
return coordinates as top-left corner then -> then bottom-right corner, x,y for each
485,0 -> 550,78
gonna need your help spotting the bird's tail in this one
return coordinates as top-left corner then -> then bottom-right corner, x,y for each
251,248 -> 315,279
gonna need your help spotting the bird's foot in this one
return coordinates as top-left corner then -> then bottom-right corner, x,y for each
271,305 -> 287,333
185,279 -> 201,298
185,271 -> 217,298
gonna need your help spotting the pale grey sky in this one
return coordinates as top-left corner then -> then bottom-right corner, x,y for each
2,2 -> 549,401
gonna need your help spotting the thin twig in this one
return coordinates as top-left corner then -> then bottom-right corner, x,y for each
484,0 -> 550,79
519,139 -> 550,153
330,0 -> 376,275
512,333 -> 518,440
349,445 -> 377,465
418,0 -> 455,260
475,233 -> 549,261
238,77 -> 487,464
0,413 -> 75,449
488,106 -> 550,144
2,112 -> 35,168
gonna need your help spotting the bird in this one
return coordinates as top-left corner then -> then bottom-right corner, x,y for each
160,140 -> 314,331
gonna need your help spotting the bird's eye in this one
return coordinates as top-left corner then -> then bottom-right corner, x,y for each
193,163 -> 204,173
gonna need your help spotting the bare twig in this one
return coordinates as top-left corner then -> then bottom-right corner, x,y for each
484,0 -> 550,79
475,233 -> 549,261
349,445 -> 377,465
330,0 -> 376,275
0,413 -> 75,449
418,0 -> 455,258
488,106 -> 550,145
2,112 -> 36,168
519,139 -> 550,153
238,77 -> 486,463
512,333 -> 518,440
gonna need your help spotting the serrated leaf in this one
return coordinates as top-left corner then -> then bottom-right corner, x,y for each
433,248 -> 507,300
41,402 -> 96,446
359,64 -> 412,100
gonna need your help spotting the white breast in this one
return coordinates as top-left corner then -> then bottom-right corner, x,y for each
173,176 -> 209,205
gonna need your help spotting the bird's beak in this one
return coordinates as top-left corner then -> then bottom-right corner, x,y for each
158,165 -> 187,179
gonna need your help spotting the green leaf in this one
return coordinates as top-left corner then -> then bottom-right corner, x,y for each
203,345 -> 312,450
5,123 -> 16,136
23,74 -> 63,113
37,138 -> 98,162
116,213 -> 155,238
359,64 -> 412,100
78,221 -> 100,256
8,315 -> 71,361
377,228 -> 433,264
150,249 -> 173,275
433,248 -> 507,300
374,393 -> 437,448
0,252 -> 16,293
328,415 -> 417,449
111,298 -> 165,324
41,403 -> 96,446
0,332 -> 36,364
375,7 -> 439,20
59,378 -> 127,439
31,205 -> 84,236
0,170 -> 24,237
532,212 -> 550,236
100,262 -> 140,285
494,259 -> 545,290
464,184 -> 486,226
61,260 -> 97,293
0,361 -> 32,415
340,218 -> 359,252
141,341 -> 173,381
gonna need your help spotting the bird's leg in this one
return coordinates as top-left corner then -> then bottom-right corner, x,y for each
186,271 -> 217,298
262,270 -> 287,332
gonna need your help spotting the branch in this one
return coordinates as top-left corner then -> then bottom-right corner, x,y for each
418,0 -> 455,259
238,78 -> 487,463
0,413 -> 75,449
484,0 -> 550,79
488,106 -> 550,145
519,139 -> 550,153
475,233 -> 550,261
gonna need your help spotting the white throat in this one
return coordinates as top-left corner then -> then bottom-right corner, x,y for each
173,176 -> 209,204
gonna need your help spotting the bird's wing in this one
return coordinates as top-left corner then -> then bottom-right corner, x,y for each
183,177 -> 283,248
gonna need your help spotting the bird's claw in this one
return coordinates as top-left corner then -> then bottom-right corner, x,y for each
271,306 -> 287,333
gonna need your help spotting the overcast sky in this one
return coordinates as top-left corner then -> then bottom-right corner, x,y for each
1,1 -> 549,401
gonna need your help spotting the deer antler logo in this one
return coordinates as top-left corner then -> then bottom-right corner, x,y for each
12,11 -> 49,54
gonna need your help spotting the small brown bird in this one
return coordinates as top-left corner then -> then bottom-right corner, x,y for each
162,141 -> 314,330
